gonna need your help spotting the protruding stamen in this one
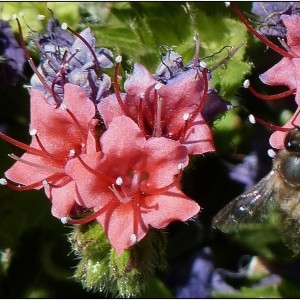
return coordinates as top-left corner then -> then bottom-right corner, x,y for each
153,87 -> 162,137
246,80 -> 296,100
114,58 -> 128,115
199,61 -> 207,69
248,114 -> 291,132
155,83 -> 162,90
0,178 -> 7,185
224,2 -> 230,7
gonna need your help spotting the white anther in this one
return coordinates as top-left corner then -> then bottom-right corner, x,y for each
183,112 -> 190,121
61,217 -> 68,224
69,149 -> 76,157
42,180 -> 49,188
224,2 -> 230,7
29,128 -> 38,136
199,61 -> 207,69
243,79 -> 250,88
178,163 -> 185,171
267,148 -> 276,158
61,22 -> 68,30
0,178 -> 7,185
12,14 -> 17,20
37,14 -> 45,20
115,55 -> 122,63
248,114 -> 256,124
60,103 -> 67,111
116,177 -> 123,186
19,11 -> 25,17
155,83 -> 162,90
130,233 -> 137,244
140,92 -> 145,99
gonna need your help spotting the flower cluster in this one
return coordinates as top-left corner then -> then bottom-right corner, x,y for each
0,18 -> 229,256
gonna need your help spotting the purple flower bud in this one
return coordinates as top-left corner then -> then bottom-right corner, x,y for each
0,20 -> 25,85
251,2 -> 300,37
30,18 -> 114,104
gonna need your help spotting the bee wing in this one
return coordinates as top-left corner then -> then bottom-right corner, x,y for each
212,170 -> 279,233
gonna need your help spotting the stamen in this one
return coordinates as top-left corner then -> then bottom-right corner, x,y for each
0,132 -> 49,157
229,2 -> 293,59
8,153 -> 64,173
37,14 -> 45,21
66,200 -> 119,225
153,86 -> 163,137
113,57 -> 128,115
248,114 -> 291,132
178,162 -> 185,171
15,17 -> 54,97
5,172 -> 66,191
69,149 -> 76,157
193,34 -> 200,68
245,80 -> 296,100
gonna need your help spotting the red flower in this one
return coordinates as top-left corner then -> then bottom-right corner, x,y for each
1,83 -> 96,218
98,62 -> 215,155
65,115 -> 200,255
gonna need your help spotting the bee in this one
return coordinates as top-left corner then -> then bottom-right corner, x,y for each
212,127 -> 300,254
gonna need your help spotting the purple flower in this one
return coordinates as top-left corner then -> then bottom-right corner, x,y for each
251,2 -> 300,37
30,18 -> 114,104
0,20 -> 25,85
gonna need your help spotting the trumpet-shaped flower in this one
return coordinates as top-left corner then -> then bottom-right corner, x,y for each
65,115 -> 200,255
98,62 -> 215,155
1,83 -> 96,218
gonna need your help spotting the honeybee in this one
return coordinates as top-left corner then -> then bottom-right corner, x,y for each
213,127 -> 300,254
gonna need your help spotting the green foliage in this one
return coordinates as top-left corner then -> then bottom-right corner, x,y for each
71,221 -> 168,298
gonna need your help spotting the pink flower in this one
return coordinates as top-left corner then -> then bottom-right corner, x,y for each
98,62 -> 215,155
1,83 -> 96,218
65,115 -> 200,255
257,15 -> 300,148
259,16 -> 300,104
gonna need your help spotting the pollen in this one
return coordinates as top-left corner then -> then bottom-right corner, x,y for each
116,176 -> 123,186
60,217 -> 68,224
61,22 -> 68,30
178,162 -> 185,170
69,149 -> 76,157
199,61 -> 207,69
115,55 -> 122,63
155,83 -> 162,90
267,148 -> 276,158
183,112 -> 190,121
248,114 -> 256,124
60,103 -> 67,111
29,128 -> 38,136
42,180 -> 49,188
243,79 -> 250,88
0,178 -> 7,185
130,233 -> 137,244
